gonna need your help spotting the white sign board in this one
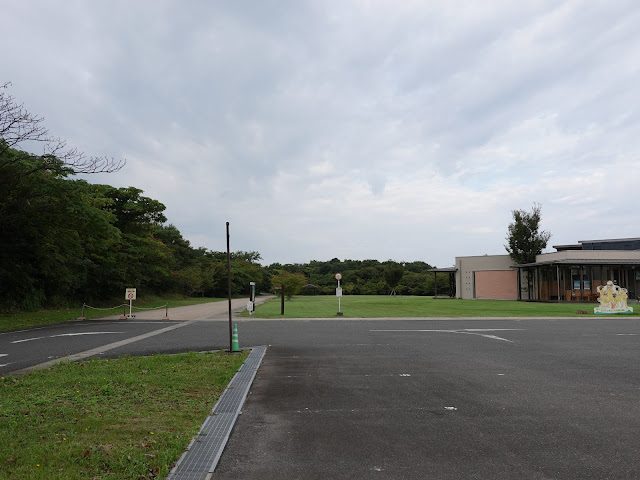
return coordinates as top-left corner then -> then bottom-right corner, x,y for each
125,288 -> 137,300
336,287 -> 343,297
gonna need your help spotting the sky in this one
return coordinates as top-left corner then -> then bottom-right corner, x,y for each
3,1 -> 640,267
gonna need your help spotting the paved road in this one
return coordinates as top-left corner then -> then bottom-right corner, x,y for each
0,297 -> 273,375
3,307 -> 639,479
98,296 -> 274,321
210,318 -> 638,480
74,315 -> 640,478
0,319 -> 184,375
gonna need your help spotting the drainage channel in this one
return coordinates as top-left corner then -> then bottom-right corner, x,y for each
167,345 -> 267,480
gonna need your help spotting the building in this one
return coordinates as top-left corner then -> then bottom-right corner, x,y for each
453,238 -> 640,301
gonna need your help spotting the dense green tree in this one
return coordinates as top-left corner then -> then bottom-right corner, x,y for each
270,270 -> 307,300
98,186 -> 166,234
0,144 -> 269,310
287,258 -> 435,297
153,224 -> 198,270
505,203 -> 551,264
0,152 -> 121,309
203,251 -> 266,297
383,262 -> 404,295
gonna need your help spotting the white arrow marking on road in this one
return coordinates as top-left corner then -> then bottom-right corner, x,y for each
461,333 -> 514,343
460,329 -> 522,332
0,354 -> 7,357
370,329 -> 523,343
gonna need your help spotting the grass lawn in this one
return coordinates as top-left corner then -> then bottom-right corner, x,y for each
0,351 -> 247,479
245,295 -> 638,318
0,296 -> 225,333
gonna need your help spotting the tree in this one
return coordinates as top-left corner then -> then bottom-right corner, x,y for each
383,262 -> 404,295
270,270 -> 307,300
0,164 -> 121,309
0,82 -> 124,190
98,186 -> 167,234
505,203 -> 551,264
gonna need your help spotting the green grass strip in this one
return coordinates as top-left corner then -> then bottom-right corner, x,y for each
0,351 -> 247,479
244,295 -> 639,318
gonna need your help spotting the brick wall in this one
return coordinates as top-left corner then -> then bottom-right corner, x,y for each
474,270 -> 518,299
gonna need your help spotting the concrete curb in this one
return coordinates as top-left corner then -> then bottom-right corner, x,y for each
167,345 -> 267,479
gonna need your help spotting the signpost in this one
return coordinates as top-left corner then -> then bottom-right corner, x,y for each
125,288 -> 136,318
335,273 -> 343,316
247,281 -> 256,315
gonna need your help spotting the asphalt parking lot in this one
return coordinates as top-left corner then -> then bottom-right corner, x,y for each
207,318 -> 640,480
5,314 -> 637,478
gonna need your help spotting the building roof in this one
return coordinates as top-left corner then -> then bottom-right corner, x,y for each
512,258 -> 640,268
578,237 -> 640,243
552,243 -> 582,251
428,267 -> 457,272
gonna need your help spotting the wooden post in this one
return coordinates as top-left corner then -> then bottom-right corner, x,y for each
434,271 -> 438,297
281,284 -> 285,315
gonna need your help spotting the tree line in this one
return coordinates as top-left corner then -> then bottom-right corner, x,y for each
0,145 -> 268,310
266,259 -> 450,298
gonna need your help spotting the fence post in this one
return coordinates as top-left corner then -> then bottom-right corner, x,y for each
120,304 -> 127,320
76,303 -> 87,321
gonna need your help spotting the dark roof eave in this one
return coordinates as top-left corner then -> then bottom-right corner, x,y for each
511,258 -> 640,268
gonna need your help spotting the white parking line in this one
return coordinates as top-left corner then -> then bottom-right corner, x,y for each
9,320 -> 196,376
51,332 -> 122,338
11,337 -> 46,344
10,332 -> 122,343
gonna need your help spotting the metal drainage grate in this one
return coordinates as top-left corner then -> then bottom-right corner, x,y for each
167,345 -> 267,479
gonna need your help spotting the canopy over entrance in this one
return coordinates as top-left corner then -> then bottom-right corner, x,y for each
428,267 -> 457,298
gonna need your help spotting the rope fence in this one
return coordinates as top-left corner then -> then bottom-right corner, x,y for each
78,302 -> 170,320
130,303 -> 169,311
83,303 -> 128,311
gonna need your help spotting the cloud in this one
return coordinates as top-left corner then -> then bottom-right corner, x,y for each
3,0 -> 640,267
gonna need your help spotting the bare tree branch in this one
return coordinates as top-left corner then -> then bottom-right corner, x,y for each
0,82 -> 125,177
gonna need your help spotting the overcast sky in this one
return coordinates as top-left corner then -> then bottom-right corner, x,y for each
3,1 -> 640,267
